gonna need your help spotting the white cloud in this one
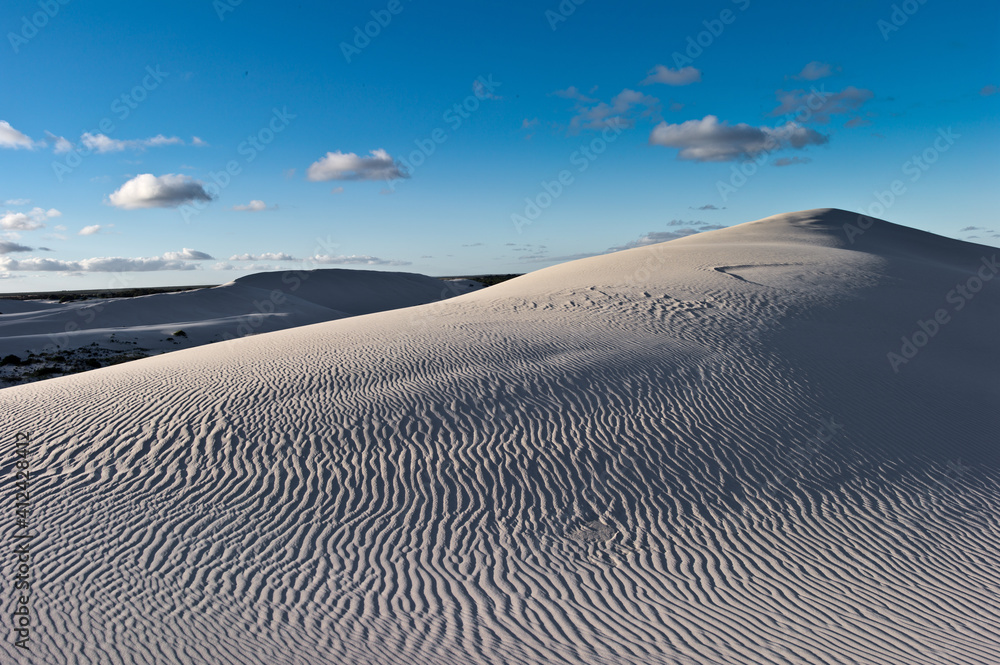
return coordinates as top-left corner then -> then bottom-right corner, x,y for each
229,252 -> 297,261
552,86 -> 597,103
649,115 -> 828,162
306,149 -> 407,181
214,262 -> 280,272
44,131 -> 74,154
233,200 -> 268,211
0,208 -> 61,231
191,136 -> 208,147
330,186 -> 344,194
0,256 -> 198,272
793,61 -> 838,81
0,121 -> 36,150
567,88 -> 661,132
107,173 -> 214,209
642,65 -> 702,86
78,224 -> 112,235
4,199 -> 30,206
309,254 -> 411,266
80,133 -> 185,153
0,241 -> 33,254
771,86 -> 874,124
162,248 -> 214,261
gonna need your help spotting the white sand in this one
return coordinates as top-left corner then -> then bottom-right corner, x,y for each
1,209 -> 997,664
0,269 -> 479,383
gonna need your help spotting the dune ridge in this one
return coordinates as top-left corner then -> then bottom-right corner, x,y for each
0,269 -> 478,385
1,209 -> 997,664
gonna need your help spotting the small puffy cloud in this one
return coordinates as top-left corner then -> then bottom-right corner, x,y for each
844,117 -> 872,128
78,224 -> 113,235
567,88 -> 660,132
330,186 -> 344,194
309,254 -> 411,266
793,61 -> 838,81
0,121 -> 37,150
649,115 -> 828,162
81,133 -> 132,152
773,156 -> 812,167
229,252 -> 297,261
1,207 -> 61,231
191,136 -> 208,147
771,86 -> 874,124
233,200 -> 268,211
960,226 -> 985,232
552,86 -> 597,103
692,204 -> 724,210
162,248 -> 214,261
306,149 -> 407,181
522,118 -> 540,129
4,199 -> 30,206
979,85 -> 998,97
81,133 -> 185,153
0,241 -> 33,254
107,173 -> 214,209
642,65 -> 702,86
45,132 -> 74,154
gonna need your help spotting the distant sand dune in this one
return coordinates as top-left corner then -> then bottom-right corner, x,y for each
1,209 -> 997,664
0,269 -> 479,385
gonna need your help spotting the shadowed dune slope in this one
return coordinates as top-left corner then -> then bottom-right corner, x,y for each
1,209 -> 997,665
0,268 -> 475,359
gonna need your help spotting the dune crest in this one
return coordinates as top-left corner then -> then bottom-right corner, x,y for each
2,209 -> 997,665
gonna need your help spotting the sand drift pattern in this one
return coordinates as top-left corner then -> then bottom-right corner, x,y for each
1,210 -> 997,664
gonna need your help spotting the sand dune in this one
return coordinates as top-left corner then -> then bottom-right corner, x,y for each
1,209 -> 997,664
0,269 -> 479,384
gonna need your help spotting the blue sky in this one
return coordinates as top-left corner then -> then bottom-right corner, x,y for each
1,0 -> 998,292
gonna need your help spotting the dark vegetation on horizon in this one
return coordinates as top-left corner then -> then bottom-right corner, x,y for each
440,274 -> 523,287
